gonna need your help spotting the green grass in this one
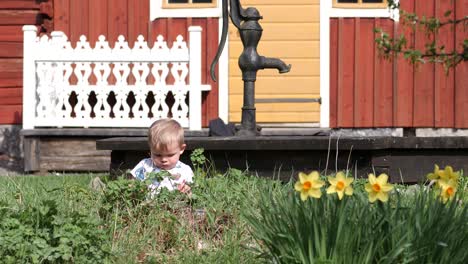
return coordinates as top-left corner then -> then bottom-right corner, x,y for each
0,173 -> 96,203
0,171 -> 270,263
0,169 -> 466,263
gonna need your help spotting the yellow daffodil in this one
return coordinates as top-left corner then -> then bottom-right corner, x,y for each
428,165 -> 459,181
364,173 -> 393,203
427,165 -> 460,189
326,171 -> 353,200
438,179 -> 457,203
439,166 -> 460,183
294,171 -> 325,201
427,164 -> 444,181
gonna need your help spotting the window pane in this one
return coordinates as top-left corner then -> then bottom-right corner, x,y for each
168,0 -> 189,3
362,0 -> 384,3
193,0 -> 213,3
337,0 -> 358,3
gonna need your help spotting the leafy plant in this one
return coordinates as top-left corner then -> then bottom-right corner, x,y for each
146,170 -> 172,183
97,177 -> 152,225
190,148 -> 207,178
0,199 -> 111,263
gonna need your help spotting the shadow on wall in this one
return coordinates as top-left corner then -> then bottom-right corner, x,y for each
0,125 -> 24,174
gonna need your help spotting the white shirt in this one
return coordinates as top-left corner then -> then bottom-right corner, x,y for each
130,158 -> 194,194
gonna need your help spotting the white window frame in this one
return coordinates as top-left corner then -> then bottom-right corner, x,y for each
333,0 -> 388,9
330,0 -> 399,20
150,0 -> 221,20
163,0 -> 217,9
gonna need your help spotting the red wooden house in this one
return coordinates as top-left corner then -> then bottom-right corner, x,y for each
0,0 -> 466,175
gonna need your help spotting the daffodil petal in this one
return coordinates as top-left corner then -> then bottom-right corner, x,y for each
345,177 -> 354,185
336,172 -> 346,181
313,179 -> 325,188
427,173 -> 437,180
294,181 -> 303,192
445,166 -> 453,175
380,184 -> 394,192
326,185 -> 337,194
452,172 -> 460,182
368,174 -> 376,184
365,183 -> 372,193
309,171 -> 320,181
309,188 -> 322,199
377,192 -> 389,202
447,179 -> 458,189
299,172 -> 307,183
328,176 -> 338,185
345,186 -> 353,196
337,191 -> 344,200
368,192 -> 377,203
376,173 -> 389,185
300,191 -> 309,201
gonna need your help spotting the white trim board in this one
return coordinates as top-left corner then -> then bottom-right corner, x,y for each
330,8 -> 399,20
218,16 -> 229,123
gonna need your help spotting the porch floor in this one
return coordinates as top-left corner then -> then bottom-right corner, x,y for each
96,131 -> 468,183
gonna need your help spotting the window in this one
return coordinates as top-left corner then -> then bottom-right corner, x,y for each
163,0 -> 217,9
333,0 -> 388,9
150,0 -> 220,19
328,0 -> 398,21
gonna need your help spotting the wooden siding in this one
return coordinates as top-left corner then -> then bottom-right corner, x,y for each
228,0 -> 321,124
330,0 -> 468,128
53,0 -> 218,127
0,0 -> 52,124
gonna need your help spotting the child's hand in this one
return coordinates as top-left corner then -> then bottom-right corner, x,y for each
177,180 -> 192,195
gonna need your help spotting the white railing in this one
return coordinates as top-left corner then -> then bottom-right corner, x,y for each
22,26 -> 210,130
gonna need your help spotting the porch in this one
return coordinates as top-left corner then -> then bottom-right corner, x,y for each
93,129 -> 468,183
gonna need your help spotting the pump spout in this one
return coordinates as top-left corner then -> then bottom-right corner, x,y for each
261,57 -> 291,73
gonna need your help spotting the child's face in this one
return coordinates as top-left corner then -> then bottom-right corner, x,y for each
150,143 -> 185,170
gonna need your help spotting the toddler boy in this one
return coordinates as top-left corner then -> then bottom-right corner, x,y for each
131,119 -> 193,195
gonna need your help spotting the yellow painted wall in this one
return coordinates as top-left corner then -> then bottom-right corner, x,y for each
228,0 -> 320,124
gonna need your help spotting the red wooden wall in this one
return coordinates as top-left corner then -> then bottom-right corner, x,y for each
0,0 -> 52,124
330,0 -> 467,128
52,0 -> 218,127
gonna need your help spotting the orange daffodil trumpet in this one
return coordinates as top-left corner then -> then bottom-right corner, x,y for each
326,171 -> 354,200
294,171 -> 325,201
364,173 -> 394,203
427,165 -> 459,203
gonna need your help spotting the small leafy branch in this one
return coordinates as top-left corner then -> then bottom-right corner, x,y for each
146,170 -> 172,183
190,148 -> 207,178
375,0 -> 468,70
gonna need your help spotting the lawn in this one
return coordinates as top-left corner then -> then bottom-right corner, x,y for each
0,169 -> 271,263
0,163 -> 466,263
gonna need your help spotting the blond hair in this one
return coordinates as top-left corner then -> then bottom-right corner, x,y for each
148,119 -> 185,151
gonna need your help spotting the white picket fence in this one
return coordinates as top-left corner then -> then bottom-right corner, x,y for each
22,25 -> 210,130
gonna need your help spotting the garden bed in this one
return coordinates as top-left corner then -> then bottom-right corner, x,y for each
0,159 -> 466,263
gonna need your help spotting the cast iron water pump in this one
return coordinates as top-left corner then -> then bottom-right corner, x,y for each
210,0 -> 291,136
